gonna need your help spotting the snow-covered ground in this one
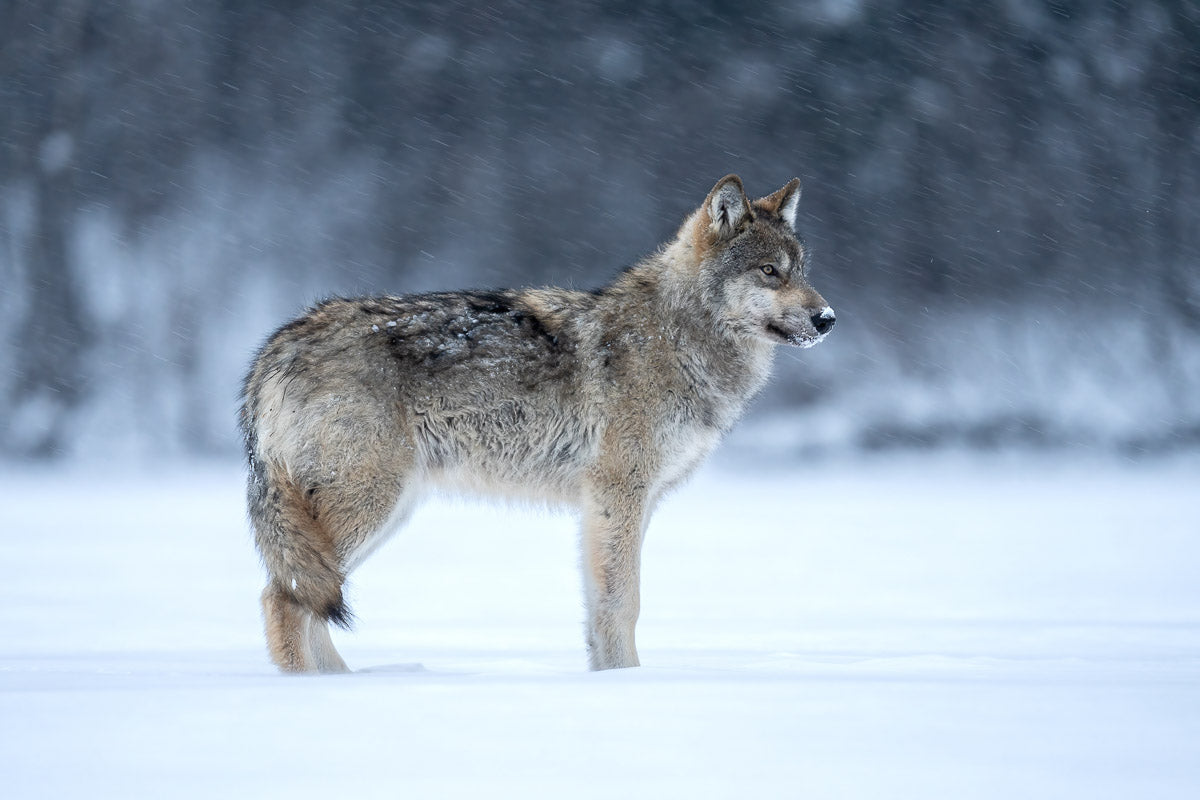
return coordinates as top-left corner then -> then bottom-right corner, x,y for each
1,456 -> 1197,798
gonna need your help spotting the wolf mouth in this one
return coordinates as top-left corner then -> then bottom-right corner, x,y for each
765,322 -> 828,349
766,322 -> 806,346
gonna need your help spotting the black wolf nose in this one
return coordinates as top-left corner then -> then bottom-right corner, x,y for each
811,308 -> 835,335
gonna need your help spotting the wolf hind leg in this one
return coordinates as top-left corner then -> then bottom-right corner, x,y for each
260,476 -> 410,674
253,448 -> 414,673
262,580 -> 349,673
304,609 -> 350,673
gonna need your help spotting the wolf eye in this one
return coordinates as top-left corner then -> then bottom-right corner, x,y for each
760,264 -> 776,276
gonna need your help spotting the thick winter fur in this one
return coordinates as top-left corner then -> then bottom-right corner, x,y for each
241,175 -> 835,672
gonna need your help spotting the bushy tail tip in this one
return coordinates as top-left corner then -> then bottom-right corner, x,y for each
323,596 -> 355,630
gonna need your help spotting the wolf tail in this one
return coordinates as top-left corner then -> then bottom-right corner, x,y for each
246,451 -> 353,629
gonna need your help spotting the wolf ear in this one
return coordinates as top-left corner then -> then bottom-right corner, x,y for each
757,178 -> 802,230
705,174 -> 751,239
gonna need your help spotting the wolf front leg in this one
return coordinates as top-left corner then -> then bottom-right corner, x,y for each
580,477 -> 649,670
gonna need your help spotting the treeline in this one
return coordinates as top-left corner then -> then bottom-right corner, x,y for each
2,0 -> 1197,457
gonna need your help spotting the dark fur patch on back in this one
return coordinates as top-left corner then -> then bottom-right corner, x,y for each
374,289 -> 575,378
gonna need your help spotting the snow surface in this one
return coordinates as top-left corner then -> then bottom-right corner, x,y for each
1,456 -> 1198,798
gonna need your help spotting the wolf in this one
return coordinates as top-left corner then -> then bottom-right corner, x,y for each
240,175 -> 835,673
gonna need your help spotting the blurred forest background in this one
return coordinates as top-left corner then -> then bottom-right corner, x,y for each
2,0 -> 1198,461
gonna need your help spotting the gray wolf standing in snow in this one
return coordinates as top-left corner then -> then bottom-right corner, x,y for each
240,175 -> 835,672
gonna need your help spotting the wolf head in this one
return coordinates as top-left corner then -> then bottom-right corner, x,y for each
678,175 -> 835,348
